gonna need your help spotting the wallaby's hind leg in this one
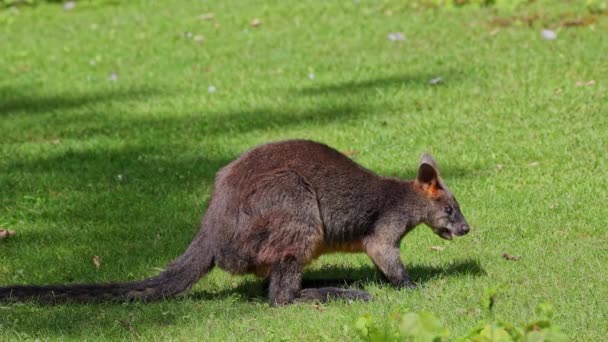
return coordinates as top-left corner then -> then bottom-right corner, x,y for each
268,258 -> 372,305
268,256 -> 302,306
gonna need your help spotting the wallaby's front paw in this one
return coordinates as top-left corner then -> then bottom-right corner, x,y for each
405,282 -> 418,290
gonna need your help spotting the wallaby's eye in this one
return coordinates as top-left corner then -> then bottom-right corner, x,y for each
445,206 -> 453,215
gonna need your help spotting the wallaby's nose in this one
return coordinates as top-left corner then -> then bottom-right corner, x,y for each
460,224 -> 470,235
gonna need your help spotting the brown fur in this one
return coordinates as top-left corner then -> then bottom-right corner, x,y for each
0,140 -> 470,305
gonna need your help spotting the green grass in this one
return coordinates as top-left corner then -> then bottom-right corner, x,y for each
1,0 -> 607,340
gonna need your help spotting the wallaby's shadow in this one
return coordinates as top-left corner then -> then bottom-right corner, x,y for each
303,258 -> 485,288
189,259 -> 484,302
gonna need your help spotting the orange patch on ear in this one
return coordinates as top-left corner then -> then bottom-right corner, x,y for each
427,183 -> 441,198
415,181 -> 442,199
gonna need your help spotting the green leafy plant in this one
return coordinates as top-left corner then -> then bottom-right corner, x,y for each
400,312 -> 450,342
355,289 -> 569,342
356,312 -> 449,342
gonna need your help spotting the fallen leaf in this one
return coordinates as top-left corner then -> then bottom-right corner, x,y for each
489,28 -> 500,36
554,88 -> 562,94
194,35 -> 205,43
496,164 -> 505,170
529,161 -> 539,167
502,253 -> 521,261
549,203 -> 558,209
312,303 -> 325,312
342,150 -> 359,157
93,255 -> 101,269
560,16 -> 597,28
489,13 -> 544,28
384,9 -> 393,16
0,229 -> 16,240
521,14 -> 539,26
577,80 -> 597,86
199,13 -> 215,21
488,17 -> 513,27
250,18 -> 262,27
431,246 -> 445,252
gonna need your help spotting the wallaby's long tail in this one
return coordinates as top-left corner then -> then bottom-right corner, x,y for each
0,234 -> 214,303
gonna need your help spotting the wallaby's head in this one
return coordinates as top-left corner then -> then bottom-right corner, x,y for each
414,154 -> 469,240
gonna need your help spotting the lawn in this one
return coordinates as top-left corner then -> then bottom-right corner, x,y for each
1,0 -> 607,340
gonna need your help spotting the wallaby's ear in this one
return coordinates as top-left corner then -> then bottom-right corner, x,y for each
420,153 -> 438,169
416,153 -> 442,197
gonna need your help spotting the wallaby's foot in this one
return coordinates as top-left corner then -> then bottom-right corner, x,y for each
367,243 -> 419,290
396,280 -> 418,290
298,287 -> 372,303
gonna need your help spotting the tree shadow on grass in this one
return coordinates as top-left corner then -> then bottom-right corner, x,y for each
0,85 -> 163,116
1,146 -> 233,283
64,102 -> 367,140
1,96 -> 367,144
1,68 -> 461,118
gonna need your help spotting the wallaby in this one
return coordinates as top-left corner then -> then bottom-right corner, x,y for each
0,140 -> 470,305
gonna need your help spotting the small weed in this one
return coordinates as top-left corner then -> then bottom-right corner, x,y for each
356,290 -> 568,341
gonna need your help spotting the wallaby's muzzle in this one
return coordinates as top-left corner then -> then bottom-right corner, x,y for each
455,223 -> 470,236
